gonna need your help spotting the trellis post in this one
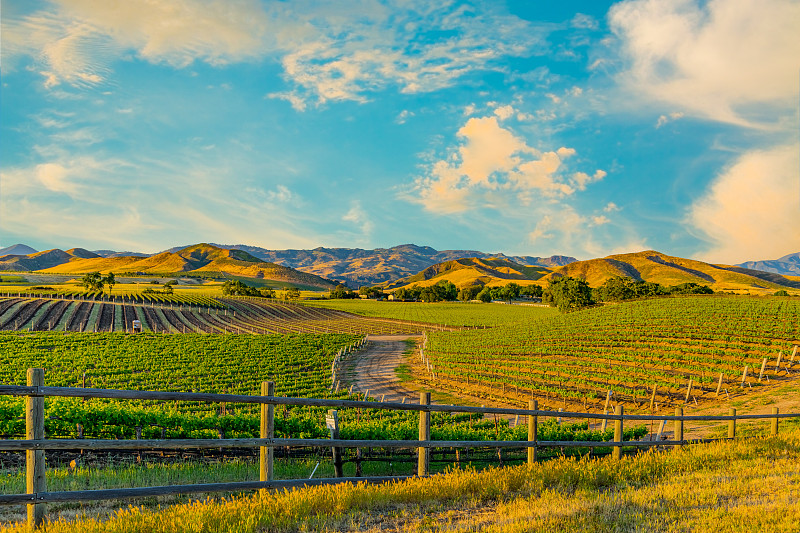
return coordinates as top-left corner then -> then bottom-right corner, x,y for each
26,368 -> 46,530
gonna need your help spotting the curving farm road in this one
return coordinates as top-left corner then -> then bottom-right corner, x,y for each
350,335 -> 422,403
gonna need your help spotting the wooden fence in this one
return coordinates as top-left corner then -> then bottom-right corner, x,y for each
1,368 -> 798,530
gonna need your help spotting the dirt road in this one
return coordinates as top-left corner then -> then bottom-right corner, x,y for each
350,335 -> 422,403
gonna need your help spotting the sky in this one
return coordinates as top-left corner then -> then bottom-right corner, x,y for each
1,0 -> 798,263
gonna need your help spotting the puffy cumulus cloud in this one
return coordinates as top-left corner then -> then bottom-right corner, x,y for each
591,215 -> 610,226
493,105 -> 515,121
609,0 -> 800,128
604,202 -> 620,213
408,116 -> 604,214
688,144 -> 800,264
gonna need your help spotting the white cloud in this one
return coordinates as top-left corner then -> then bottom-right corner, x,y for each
688,144 -> 800,264
266,185 -> 295,204
409,115 -> 604,214
609,0 -> 800,128
604,202 -> 620,212
591,215 -> 610,226
655,112 -> 684,128
342,201 -> 374,236
493,105 -> 515,121
396,110 -> 414,124
571,169 -> 607,191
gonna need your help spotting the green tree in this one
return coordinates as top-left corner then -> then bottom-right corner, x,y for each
544,276 -> 595,312
104,272 -> 116,294
432,280 -> 458,301
519,284 -> 543,298
260,288 -> 276,298
285,287 -> 301,300
476,287 -> 492,302
458,285 -> 483,301
330,284 -> 355,299
81,272 -> 104,292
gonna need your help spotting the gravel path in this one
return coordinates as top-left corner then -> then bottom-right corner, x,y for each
350,335 -> 422,403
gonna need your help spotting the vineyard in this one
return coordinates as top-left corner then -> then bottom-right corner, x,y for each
303,299 -> 559,327
0,332 -> 641,447
0,295 -> 430,335
421,296 -> 800,409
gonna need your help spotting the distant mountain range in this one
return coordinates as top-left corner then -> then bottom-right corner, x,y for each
163,243 -> 575,286
736,252 -> 800,276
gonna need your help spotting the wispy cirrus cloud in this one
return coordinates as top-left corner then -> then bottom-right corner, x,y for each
4,0 -> 548,108
2,0 -> 274,88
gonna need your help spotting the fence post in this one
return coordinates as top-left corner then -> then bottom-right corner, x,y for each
674,407 -> 683,445
771,407 -> 779,436
612,404 -> 623,460
260,381 -> 275,483
527,400 -> 538,466
418,392 -> 430,476
26,368 -> 46,530
728,407 -> 736,439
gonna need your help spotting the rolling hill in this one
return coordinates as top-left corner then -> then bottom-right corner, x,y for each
542,250 -> 800,290
32,244 -> 337,290
382,257 -> 551,290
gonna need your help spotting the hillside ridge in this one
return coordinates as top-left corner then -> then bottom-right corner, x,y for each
545,250 -> 800,290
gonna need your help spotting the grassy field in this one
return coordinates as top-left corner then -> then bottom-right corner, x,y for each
303,299 -> 559,327
2,429 -> 798,532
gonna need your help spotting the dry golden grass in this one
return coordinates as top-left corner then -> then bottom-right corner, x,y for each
3,429 -> 798,533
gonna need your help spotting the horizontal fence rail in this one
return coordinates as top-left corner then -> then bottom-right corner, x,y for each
2,370 -> 798,531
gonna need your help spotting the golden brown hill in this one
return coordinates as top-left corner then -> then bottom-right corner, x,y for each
542,250 -> 800,291
37,244 -> 337,289
383,257 -> 550,290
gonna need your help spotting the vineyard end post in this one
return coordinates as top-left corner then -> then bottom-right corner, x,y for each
771,407 -> 779,436
527,399 -> 538,467
674,407 -> 684,445
728,408 -> 736,439
260,381 -> 275,483
326,410 -> 344,478
26,368 -> 46,530
418,392 -> 430,477
612,404 -> 623,461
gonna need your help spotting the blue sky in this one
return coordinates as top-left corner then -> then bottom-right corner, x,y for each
1,0 -> 798,263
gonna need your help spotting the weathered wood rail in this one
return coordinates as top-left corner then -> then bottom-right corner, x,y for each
2,368 -> 798,530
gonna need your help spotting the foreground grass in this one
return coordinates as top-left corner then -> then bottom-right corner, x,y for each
3,430 -> 798,532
